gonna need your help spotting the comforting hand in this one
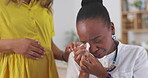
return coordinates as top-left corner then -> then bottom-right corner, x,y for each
65,42 -> 80,61
79,50 -> 108,78
10,38 -> 45,60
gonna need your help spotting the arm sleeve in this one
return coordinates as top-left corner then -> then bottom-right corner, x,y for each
66,52 -> 80,78
133,48 -> 148,78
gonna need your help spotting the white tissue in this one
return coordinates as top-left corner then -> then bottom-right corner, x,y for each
86,43 -> 90,51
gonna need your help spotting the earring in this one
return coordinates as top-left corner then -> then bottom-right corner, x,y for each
112,33 -> 116,40
112,33 -> 117,48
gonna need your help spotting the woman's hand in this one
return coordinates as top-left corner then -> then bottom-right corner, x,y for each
74,44 -> 86,65
79,50 -> 108,78
64,42 -> 80,61
10,38 -> 45,60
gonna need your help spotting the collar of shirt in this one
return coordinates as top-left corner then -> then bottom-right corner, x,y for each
97,41 -> 123,67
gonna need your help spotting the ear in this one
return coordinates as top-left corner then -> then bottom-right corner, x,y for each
110,22 -> 115,35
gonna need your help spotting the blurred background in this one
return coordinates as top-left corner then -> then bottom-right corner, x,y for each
52,0 -> 148,78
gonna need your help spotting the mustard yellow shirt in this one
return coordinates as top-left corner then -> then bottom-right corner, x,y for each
0,0 -> 58,78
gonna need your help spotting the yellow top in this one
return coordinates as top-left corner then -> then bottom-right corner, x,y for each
0,0 -> 58,78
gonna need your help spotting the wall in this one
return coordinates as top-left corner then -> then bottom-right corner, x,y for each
53,0 -> 121,50
103,0 -> 121,40
52,0 -> 75,50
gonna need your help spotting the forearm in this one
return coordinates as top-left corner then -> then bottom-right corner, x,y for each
53,48 -> 64,60
0,39 -> 12,52
97,72 -> 112,78
51,39 -> 64,60
78,72 -> 89,78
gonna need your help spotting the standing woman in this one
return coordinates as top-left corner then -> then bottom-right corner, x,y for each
0,0 -> 70,78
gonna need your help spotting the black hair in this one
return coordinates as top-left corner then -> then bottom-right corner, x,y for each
77,0 -> 111,26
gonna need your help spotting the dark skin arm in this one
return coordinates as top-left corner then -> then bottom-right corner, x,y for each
79,72 -> 89,78
52,41 -> 80,61
51,39 -> 65,60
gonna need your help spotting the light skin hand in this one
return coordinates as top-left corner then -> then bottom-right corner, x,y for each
10,38 -> 45,60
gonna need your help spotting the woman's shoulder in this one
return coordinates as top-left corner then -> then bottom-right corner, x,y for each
121,43 -> 145,51
119,42 -> 147,56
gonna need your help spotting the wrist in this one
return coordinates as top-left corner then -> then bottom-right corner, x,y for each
7,39 -> 15,51
62,52 -> 68,62
97,71 -> 108,78
79,72 -> 89,78
3,39 -> 12,50
0,39 -> 14,52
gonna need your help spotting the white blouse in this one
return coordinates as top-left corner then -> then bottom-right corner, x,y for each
66,42 -> 148,78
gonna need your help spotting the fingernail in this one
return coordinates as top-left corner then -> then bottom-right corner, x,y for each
36,58 -> 39,60
41,56 -> 44,58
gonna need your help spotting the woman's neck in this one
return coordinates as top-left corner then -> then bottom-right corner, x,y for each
107,40 -> 119,55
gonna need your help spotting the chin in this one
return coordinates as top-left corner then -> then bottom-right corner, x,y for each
94,54 -> 105,58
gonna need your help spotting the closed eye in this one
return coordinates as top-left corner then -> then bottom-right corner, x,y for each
93,37 -> 102,43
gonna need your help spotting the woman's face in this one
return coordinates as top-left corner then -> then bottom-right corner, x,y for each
77,18 -> 115,58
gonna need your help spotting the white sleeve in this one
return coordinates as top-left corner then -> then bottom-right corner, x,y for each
133,48 -> 148,78
66,52 -> 80,78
